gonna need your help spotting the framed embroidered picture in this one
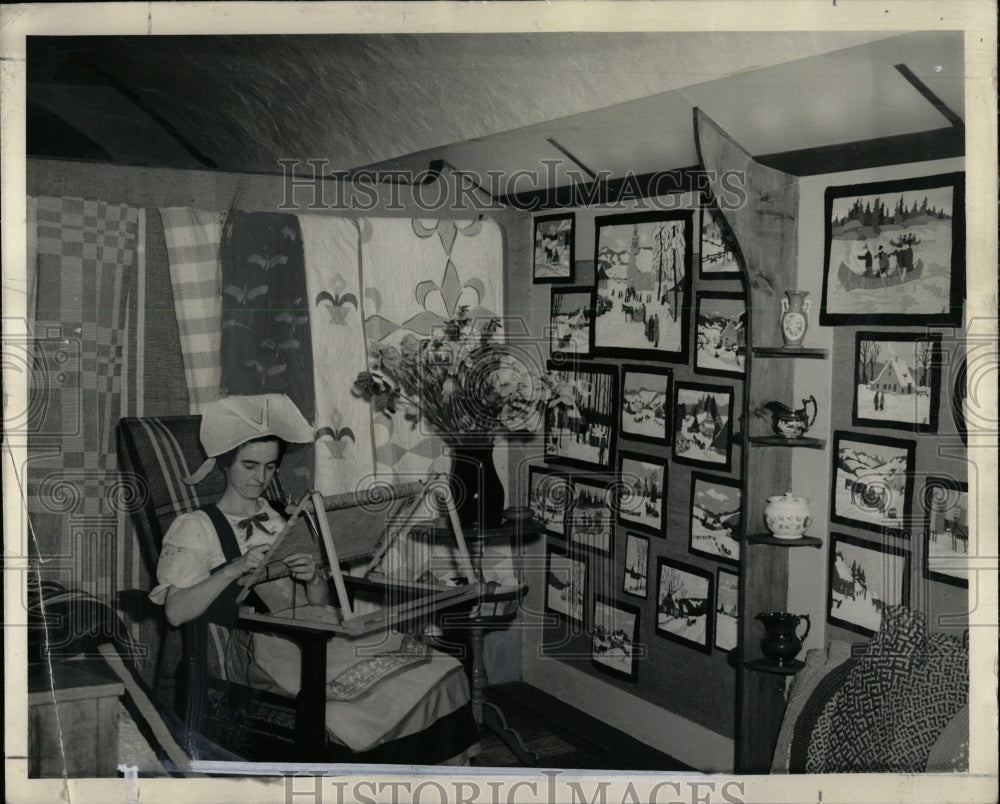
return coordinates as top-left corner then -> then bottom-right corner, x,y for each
544,361 -> 617,471
533,213 -> 575,283
620,364 -> 671,446
528,466 -> 574,537
545,542 -> 587,626
827,532 -> 910,637
699,205 -> 741,279
672,381 -> 735,472
689,472 -> 741,565
853,331 -> 942,432
921,476 -> 969,588
715,568 -> 739,652
592,210 -> 692,362
616,451 -> 666,535
549,287 -> 593,357
830,430 -> 916,535
567,476 -> 615,557
591,595 -> 641,681
819,172 -> 965,326
655,557 -> 713,653
694,291 -> 746,378
622,532 -> 650,600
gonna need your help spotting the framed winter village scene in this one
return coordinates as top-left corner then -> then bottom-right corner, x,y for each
620,364 -> 671,445
828,532 -> 910,637
714,568 -> 739,652
533,212 -> 575,283
694,291 -> 747,378
544,361 -> 617,470
545,543 -> 587,626
922,477 -> 969,589
623,532 -> 650,599
529,466 -> 573,536
616,452 -> 666,535
831,431 -> 916,534
592,210 -> 692,361
655,557 -> 712,653
567,476 -> 616,556
819,172 -> 965,326
591,596 -> 640,681
699,205 -> 741,279
689,472 -> 742,565
853,331 -> 942,432
549,286 -> 592,356
672,381 -> 735,471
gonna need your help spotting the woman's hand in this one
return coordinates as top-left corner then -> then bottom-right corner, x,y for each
230,544 -> 270,584
283,552 -> 319,585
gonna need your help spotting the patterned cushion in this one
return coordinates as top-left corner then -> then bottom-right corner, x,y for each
806,605 -> 969,773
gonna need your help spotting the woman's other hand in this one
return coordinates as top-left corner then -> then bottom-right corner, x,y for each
283,552 -> 319,584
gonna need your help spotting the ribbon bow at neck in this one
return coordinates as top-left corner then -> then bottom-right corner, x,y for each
236,511 -> 270,541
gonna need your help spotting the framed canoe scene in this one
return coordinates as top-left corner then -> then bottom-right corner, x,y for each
819,172 -> 965,326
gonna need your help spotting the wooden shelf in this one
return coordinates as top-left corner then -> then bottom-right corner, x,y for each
745,658 -> 805,675
747,533 -> 823,548
748,435 -> 826,449
752,347 -> 828,359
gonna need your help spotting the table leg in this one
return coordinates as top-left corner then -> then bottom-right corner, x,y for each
296,634 -> 328,762
469,625 -> 486,725
467,622 -> 539,766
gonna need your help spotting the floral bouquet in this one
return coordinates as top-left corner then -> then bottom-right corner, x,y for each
353,307 -> 578,445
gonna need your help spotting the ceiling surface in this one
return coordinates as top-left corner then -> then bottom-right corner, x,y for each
27,30 -> 964,195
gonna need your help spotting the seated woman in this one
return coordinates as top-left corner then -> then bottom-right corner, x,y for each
148,394 -> 478,763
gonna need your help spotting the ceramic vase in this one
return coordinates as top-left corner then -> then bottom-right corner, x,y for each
780,290 -> 810,347
448,443 -> 505,528
763,492 -> 812,539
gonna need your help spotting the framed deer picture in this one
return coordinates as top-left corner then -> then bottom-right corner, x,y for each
922,476 -> 969,589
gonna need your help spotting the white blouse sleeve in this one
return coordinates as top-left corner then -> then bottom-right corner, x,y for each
148,511 -> 223,605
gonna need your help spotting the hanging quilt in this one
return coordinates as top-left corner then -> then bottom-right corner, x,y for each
220,211 -> 314,424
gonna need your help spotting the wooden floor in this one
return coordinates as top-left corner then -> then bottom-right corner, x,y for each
471,683 -> 694,771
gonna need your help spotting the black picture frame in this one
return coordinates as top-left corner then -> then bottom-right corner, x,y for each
616,451 -> 667,536
827,531 -> 910,638
620,364 -> 672,446
591,210 -> 692,363
689,471 -> 742,565
567,475 -> 616,557
921,476 -> 969,589
544,360 -> 618,471
952,355 -> 968,446
549,286 -> 593,357
715,568 -> 739,652
655,557 -> 713,653
694,291 -> 747,378
830,430 -> 916,535
672,381 -> 735,472
819,172 -> 965,327
622,532 -> 650,599
699,205 -> 741,279
545,542 -> 588,626
591,595 -> 641,681
528,466 -> 574,537
852,331 -> 942,433
533,213 -> 575,283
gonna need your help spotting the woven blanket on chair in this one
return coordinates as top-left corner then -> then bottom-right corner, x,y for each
805,605 -> 968,773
